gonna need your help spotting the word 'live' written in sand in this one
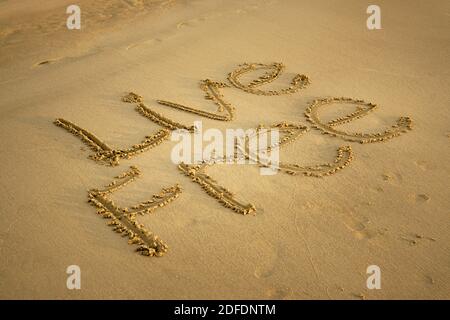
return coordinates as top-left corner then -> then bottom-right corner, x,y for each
54,62 -> 413,257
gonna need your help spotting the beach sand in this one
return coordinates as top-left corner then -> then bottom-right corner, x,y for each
0,0 -> 449,299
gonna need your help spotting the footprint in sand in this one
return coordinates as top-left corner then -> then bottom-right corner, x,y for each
425,275 -> 435,285
400,233 -> 436,246
406,193 -> 431,204
342,212 -> 381,240
265,287 -> 294,299
176,17 -> 207,30
247,239 -> 278,279
373,186 -> 384,193
33,58 -> 61,67
176,21 -> 194,29
381,172 -> 403,184
416,194 -> 430,202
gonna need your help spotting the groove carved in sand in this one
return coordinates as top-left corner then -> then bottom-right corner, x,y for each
177,122 -> 352,216
239,122 -> 309,156
88,166 -> 182,257
238,122 -> 354,176
227,62 -> 310,95
53,61 -> 414,257
178,162 -> 256,215
54,92 -> 194,166
305,97 -> 413,143
157,79 -> 235,121
278,146 -> 353,176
